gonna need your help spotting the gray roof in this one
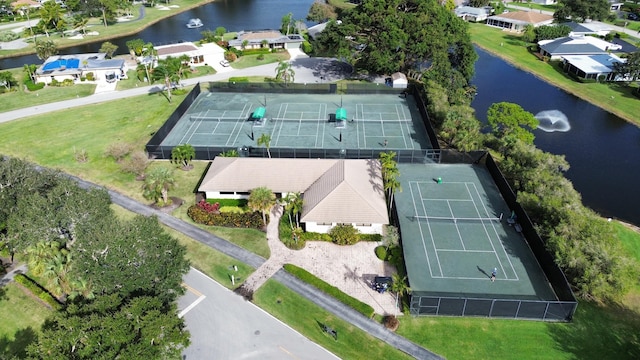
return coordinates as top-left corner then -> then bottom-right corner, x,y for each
539,37 -> 607,56
228,30 -> 304,47
454,6 -> 490,17
561,21 -> 595,34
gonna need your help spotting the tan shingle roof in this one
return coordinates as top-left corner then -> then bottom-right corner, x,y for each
156,43 -> 199,56
490,10 -> 553,24
199,158 -> 389,225
301,159 -> 388,224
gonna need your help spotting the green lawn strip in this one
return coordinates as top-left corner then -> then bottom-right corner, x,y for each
0,0 -> 215,59
283,264 -> 375,318
396,300 -> 640,360
231,52 -> 291,69
253,279 -> 413,360
469,23 -> 640,126
116,66 -> 216,91
0,283 -> 51,357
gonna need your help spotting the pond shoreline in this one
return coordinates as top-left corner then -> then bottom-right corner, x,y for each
472,41 -> 639,127
0,0 -> 216,60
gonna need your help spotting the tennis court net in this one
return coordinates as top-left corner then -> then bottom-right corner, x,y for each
355,117 -> 413,123
190,115 -> 248,122
413,215 -> 502,224
271,117 -> 328,123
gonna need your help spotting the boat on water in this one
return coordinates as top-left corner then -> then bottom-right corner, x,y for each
186,18 -> 203,29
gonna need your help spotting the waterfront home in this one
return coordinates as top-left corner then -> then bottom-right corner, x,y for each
486,11 -> 554,31
228,30 -> 305,51
35,53 -> 126,84
539,36 -> 620,60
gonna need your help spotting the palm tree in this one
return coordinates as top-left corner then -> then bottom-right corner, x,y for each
35,39 -> 58,61
43,251 -> 74,298
39,1 -> 63,37
23,64 -> 37,82
16,4 -> 34,37
384,175 -> 402,212
390,273 -> 411,315
171,144 -> 195,170
283,192 -> 303,229
248,187 -> 276,226
275,61 -> 295,85
140,42 -> 157,84
257,133 -> 272,158
142,167 -> 176,205
26,241 -> 62,277
379,151 -> 401,212
153,55 -> 190,103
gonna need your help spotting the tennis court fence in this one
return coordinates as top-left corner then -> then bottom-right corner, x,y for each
409,295 -> 576,321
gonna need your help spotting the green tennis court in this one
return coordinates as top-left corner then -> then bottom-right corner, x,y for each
159,91 -> 432,150
397,163 -> 556,300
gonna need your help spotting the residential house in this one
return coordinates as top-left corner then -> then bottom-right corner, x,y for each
486,11 -> 554,31
197,158 -> 389,234
454,6 -> 492,22
154,42 -> 225,66
228,30 -> 305,51
539,35 -> 621,60
35,53 -> 127,84
562,21 -> 613,37
561,54 -> 627,82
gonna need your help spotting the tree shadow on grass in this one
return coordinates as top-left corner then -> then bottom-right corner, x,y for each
546,301 -> 640,359
0,326 -> 38,358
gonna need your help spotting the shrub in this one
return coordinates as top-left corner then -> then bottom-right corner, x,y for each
85,72 -> 95,81
104,142 -> 132,162
375,245 -> 387,260
14,274 -> 63,310
383,315 -> 399,331
228,76 -> 249,83
283,264 -> 375,318
329,224 -> 360,245
256,54 -> 265,60
206,198 -> 248,207
360,233 -> 382,242
302,41 -> 312,53
0,31 -> 19,42
216,40 -> 229,48
224,51 -> 238,61
187,204 -> 265,229
197,199 -> 220,213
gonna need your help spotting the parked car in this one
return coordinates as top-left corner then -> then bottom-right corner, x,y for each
219,59 -> 230,67
628,13 -> 639,21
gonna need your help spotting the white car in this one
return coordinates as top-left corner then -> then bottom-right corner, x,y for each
219,60 -> 230,67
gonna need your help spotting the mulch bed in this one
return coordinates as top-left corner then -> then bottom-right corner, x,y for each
150,197 -> 184,213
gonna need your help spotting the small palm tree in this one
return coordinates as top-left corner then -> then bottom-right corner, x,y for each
142,167 -> 176,206
390,273 -> 411,315
171,144 -> 195,170
257,133 -> 272,158
283,192 -> 303,229
275,60 -> 295,85
248,187 -> 276,226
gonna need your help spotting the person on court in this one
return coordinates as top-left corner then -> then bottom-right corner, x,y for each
491,268 -> 497,282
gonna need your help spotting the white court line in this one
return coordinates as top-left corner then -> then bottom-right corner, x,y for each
417,183 -> 444,277
409,182 -> 435,278
227,103 -> 252,146
320,103 -> 326,148
433,275 -> 520,281
446,200 -> 466,251
178,294 -> 206,318
437,249 -> 495,253
469,182 -> 519,280
178,117 -> 200,144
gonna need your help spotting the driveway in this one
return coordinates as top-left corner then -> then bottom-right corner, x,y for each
179,268 -> 339,360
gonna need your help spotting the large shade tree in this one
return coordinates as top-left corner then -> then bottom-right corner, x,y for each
314,0 -> 477,99
554,0 -> 610,22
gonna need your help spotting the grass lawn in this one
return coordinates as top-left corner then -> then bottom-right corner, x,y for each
0,67 -> 96,112
116,66 -> 216,91
0,283 -> 51,357
231,52 -> 291,69
253,279 -> 414,360
469,23 -> 640,127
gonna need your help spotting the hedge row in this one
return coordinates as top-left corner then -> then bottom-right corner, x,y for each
206,198 -> 248,207
283,264 -> 375,318
24,80 -> 45,91
228,76 -> 249,83
187,205 -> 265,229
14,274 -> 63,310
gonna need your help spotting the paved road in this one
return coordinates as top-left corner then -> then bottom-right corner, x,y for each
180,268 -> 339,360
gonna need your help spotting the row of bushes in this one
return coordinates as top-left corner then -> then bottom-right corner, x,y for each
228,76 -> 250,83
24,79 -> 45,91
187,205 -> 265,229
50,79 -> 75,87
14,274 -> 63,310
206,198 -> 248,207
283,264 -> 375,318
0,30 -> 19,42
